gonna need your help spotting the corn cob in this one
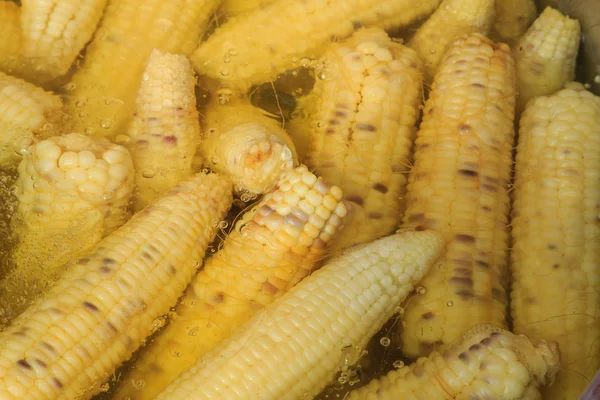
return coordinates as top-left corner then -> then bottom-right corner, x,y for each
155,230 -> 445,400
219,0 -> 276,18
408,0 -> 496,83
111,164 -> 346,400
400,34 -> 516,359
198,96 -> 297,195
491,0 -> 537,45
19,0 -> 108,82
0,133 -> 135,327
513,7 -> 581,112
348,324 -> 561,399
290,28 -> 422,253
125,49 -> 199,212
0,172 -> 232,399
190,0 -> 440,89
0,1 -> 22,71
65,0 -> 220,138
511,82 -> 600,400
0,71 -> 63,166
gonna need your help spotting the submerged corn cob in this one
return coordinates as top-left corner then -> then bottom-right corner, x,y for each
156,230 -> 445,400
291,28 -> 422,253
198,96 -> 297,194
66,0 -> 220,138
349,324 -> 561,399
19,0 -> 108,82
408,0 -> 496,82
0,1 -> 22,71
511,83 -> 600,400
0,72 -> 63,166
191,0 -> 440,89
491,0 -> 537,45
0,133 -> 135,327
112,164 -> 346,399
219,0 -> 276,17
514,7 -> 581,112
126,50 -> 199,211
401,34 -> 516,359
0,172 -> 233,399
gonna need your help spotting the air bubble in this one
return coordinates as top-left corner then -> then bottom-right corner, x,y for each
211,157 -> 219,164
75,100 -> 84,108
228,49 -> 238,56
100,119 -> 113,129
446,300 -> 454,307
393,360 -> 405,369
318,71 -> 327,80
223,55 -> 231,64
218,220 -> 229,229
379,337 -> 391,347
220,70 -> 230,77
416,286 -> 427,295
85,127 -> 94,135
300,58 -> 311,68
429,48 -> 436,54
141,169 -> 156,178
316,121 -> 325,128
394,306 -> 404,316
240,193 -> 251,202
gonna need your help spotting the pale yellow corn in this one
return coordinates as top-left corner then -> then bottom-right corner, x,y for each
125,49 -> 199,211
198,97 -> 297,194
191,0 -> 440,89
0,1 -> 22,71
111,164 -> 346,400
65,0 -> 221,138
19,0 -> 108,82
514,7 -> 581,112
0,71 -> 63,166
408,0 -> 496,82
291,28 -> 422,253
219,0 -> 275,17
349,324 -> 561,400
0,172 -> 233,399
491,0 -> 537,45
156,230 -> 445,400
401,34 -> 516,359
511,83 -> 600,400
0,133 -> 135,327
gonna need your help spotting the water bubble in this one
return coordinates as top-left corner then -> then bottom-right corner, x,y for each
446,300 -> 454,307
228,48 -> 238,56
211,157 -> 219,164
240,193 -> 251,202
218,220 -> 229,230
142,73 -> 150,81
316,121 -> 325,128
220,69 -> 230,77
379,337 -> 391,347
141,169 -> 155,178
416,286 -> 427,295
429,48 -> 436,54
85,127 -> 94,135
292,70 -> 298,77
393,360 -> 405,369
75,100 -> 84,108
100,119 -> 113,129
337,376 -> 347,384
300,58 -> 311,68
223,55 -> 231,64
318,71 -> 327,80
394,306 -> 404,316
104,98 -> 113,105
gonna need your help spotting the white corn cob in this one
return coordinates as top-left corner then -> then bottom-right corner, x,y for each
0,172 -> 233,399
0,71 -> 63,166
126,49 -> 199,211
156,230 -> 445,400
0,133 -> 135,327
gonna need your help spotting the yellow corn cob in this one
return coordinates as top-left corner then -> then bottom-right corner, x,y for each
0,172 -> 232,399
348,324 -> 561,399
156,230 -> 445,400
111,164 -> 347,400
198,96 -> 297,194
491,0 -> 537,45
291,28 -> 422,253
514,7 -> 581,112
65,0 -> 221,138
0,1 -> 22,71
400,34 -> 516,359
190,0 -> 440,89
19,0 -> 108,82
125,49 -> 199,212
511,83 -> 600,400
219,0 -> 275,17
0,133 -> 135,327
408,0 -> 496,82
0,71 -> 63,166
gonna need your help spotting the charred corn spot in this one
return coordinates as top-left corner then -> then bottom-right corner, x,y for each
0,173 -> 233,399
348,325 -> 561,399
155,230 -> 445,400
126,49 -> 199,211
401,34 -> 516,359
0,1 -> 21,70
290,28 -> 422,254
491,0 -> 537,45
66,0 -> 220,138
112,164 -> 346,400
0,71 -> 63,165
191,0 -> 440,89
0,133 -> 134,327
19,0 -> 108,82
408,0 -> 496,82
514,6 -> 581,112
511,83 -> 600,400
198,97 -> 297,195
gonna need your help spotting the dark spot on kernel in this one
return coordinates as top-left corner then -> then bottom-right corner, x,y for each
34,359 -> 47,368
78,257 -> 90,264
163,136 -> 177,144
456,289 -> 474,298
352,20 -> 362,29
472,83 -> 486,89
458,352 -> 469,362
415,225 -> 426,231
102,257 -> 115,265
168,264 -> 177,274
422,312 -> 435,320
368,212 -> 382,219
262,281 -> 279,295
480,337 -> 492,346
392,165 -> 404,173
214,292 -> 225,303
455,234 -> 475,243
268,45 -> 276,54
141,251 -> 152,261
150,363 -> 163,373
328,119 -> 339,125
41,342 -> 55,353
52,378 -> 63,388
476,260 -> 489,268
99,266 -> 111,275
548,244 -> 557,250
346,195 -> 364,206
12,331 -> 26,337
373,183 -> 388,194
482,206 -> 492,212
469,344 -> 481,351
458,124 -> 471,134
334,110 -> 345,118
482,184 -> 497,192
450,277 -> 473,286
413,367 -> 425,377
325,128 -> 335,134
427,108 -> 435,115
106,321 -> 118,333
17,360 -> 32,369
49,307 -> 62,315
442,350 -> 452,359
82,302 -> 99,313
458,169 -> 478,177
355,123 -> 377,132
136,140 -> 149,148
